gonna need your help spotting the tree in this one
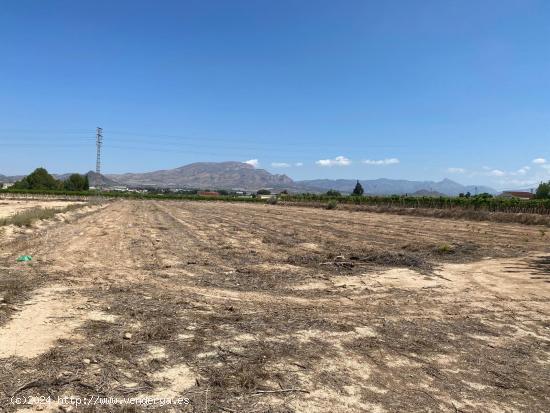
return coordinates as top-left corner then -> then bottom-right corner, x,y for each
474,192 -> 493,199
12,167 -> 60,190
352,180 -> 364,196
64,174 -> 89,191
326,189 -> 341,197
535,181 -> 550,199
257,189 -> 271,195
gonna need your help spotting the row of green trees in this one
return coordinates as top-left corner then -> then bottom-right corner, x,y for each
12,168 -> 89,191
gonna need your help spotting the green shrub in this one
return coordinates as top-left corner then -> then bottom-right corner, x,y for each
327,200 -> 338,210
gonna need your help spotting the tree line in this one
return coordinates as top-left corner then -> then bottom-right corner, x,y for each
11,168 -> 89,191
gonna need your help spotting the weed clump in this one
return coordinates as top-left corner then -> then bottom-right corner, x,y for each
436,243 -> 454,254
327,200 -> 338,210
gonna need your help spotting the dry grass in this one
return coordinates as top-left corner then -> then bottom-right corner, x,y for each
0,203 -> 88,227
0,277 -> 26,304
282,201 -> 550,226
0,207 -> 59,226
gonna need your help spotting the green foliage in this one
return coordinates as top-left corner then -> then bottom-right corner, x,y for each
352,180 -> 364,196
326,189 -> 341,197
64,174 -> 89,191
326,200 -> 338,210
12,168 -> 89,192
13,167 -> 60,190
536,181 -> 550,199
266,197 -> 278,205
474,192 -> 493,199
257,189 -> 271,195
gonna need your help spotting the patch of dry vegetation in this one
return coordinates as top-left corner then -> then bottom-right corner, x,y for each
0,204 -> 86,227
282,201 -> 550,226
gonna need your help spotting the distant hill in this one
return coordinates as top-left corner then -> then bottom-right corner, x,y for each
0,174 -> 24,183
54,171 -> 121,188
85,171 -> 121,188
106,162 -> 294,190
297,178 -> 496,196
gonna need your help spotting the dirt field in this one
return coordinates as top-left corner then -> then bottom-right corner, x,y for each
0,200 -> 549,412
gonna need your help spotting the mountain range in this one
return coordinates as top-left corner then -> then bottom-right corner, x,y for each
1,161 -> 497,195
299,178 -> 496,196
106,162 -> 293,190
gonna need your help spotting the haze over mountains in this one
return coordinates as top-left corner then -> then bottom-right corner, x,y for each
2,161 -> 497,195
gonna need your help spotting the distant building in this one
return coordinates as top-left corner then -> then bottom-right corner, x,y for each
258,194 -> 276,200
0,182 -> 14,189
110,185 -> 129,192
500,191 -> 534,200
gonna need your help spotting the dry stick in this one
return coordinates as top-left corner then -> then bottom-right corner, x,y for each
253,388 -> 309,395
215,405 -> 237,413
11,379 -> 47,397
11,377 -> 101,397
11,377 -> 89,397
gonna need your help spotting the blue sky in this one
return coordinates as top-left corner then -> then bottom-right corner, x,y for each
1,0 -> 549,189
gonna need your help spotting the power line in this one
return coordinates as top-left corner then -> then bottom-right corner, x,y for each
0,128 -> 95,134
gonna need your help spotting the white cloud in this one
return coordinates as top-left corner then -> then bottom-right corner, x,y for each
271,162 -> 290,168
362,158 -> 400,166
489,169 -> 506,177
244,159 -> 259,167
447,167 -> 466,174
316,156 -> 351,167
497,178 -> 538,188
515,166 -> 530,176
295,162 -> 303,167
533,158 -> 547,164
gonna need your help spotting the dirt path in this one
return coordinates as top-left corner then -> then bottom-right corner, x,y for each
0,200 -> 549,412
